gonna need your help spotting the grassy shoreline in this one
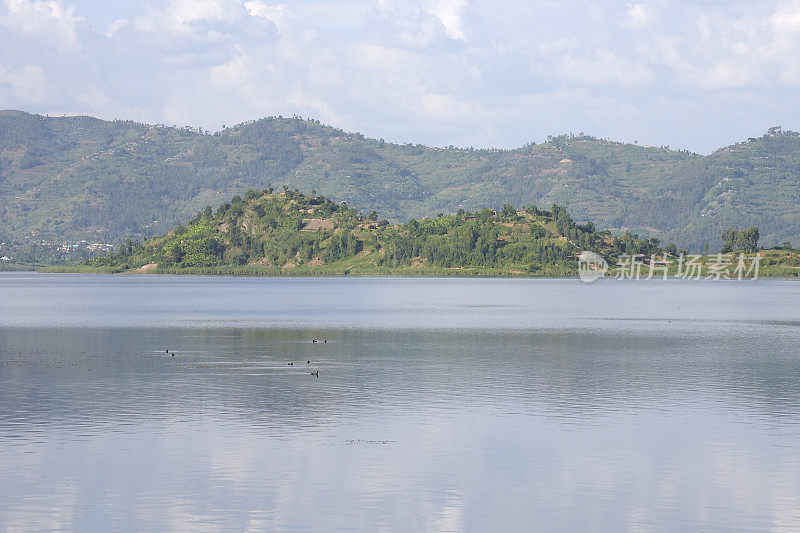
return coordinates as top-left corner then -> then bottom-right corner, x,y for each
0,264 -> 38,272
38,264 -> 574,277
35,264 -> 800,278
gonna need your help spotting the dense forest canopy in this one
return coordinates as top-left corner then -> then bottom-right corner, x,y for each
2,110 -> 800,251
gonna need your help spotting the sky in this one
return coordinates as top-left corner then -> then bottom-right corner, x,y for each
1,0 -> 800,153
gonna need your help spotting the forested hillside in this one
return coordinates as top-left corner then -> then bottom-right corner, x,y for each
82,189 -> 667,276
2,110 -> 799,250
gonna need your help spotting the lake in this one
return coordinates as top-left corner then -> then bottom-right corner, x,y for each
1,273 -> 799,531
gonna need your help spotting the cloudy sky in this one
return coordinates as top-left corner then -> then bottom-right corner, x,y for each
1,0 -> 799,153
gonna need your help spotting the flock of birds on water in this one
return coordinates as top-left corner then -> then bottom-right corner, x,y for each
164,338 -> 327,376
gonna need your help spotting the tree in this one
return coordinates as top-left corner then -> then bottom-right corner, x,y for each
722,226 -> 759,253
737,226 -> 760,253
531,225 -> 547,239
721,228 -> 737,253
501,204 -> 517,221
170,243 -> 184,264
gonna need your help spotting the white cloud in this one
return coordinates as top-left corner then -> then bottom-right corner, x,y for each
695,15 -> 712,41
2,0 -> 800,153
561,49 -> 654,87
651,0 -> 800,90
0,63 -> 48,103
2,0 -> 84,52
104,17 -> 127,37
209,47 -> 254,89
133,0 -> 245,34
536,37 -> 576,56
419,92 -> 476,117
428,0 -> 468,40
244,1 -> 291,28
625,3 -> 655,30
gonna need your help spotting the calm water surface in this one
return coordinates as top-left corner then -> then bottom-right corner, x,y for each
1,273 -> 800,531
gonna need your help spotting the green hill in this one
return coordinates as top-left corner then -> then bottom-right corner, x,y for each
1,110 -> 799,250
80,189 -> 665,276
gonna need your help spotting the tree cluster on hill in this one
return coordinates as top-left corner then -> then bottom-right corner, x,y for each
87,189 -> 675,275
721,226 -> 760,253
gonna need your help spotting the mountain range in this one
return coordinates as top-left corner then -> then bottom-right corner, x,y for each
1,109 -> 798,250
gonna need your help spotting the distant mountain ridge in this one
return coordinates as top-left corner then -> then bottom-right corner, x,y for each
1,109 -> 798,250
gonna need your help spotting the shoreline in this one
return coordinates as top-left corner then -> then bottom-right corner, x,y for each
21,266 -> 800,279
35,265 -> 573,278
